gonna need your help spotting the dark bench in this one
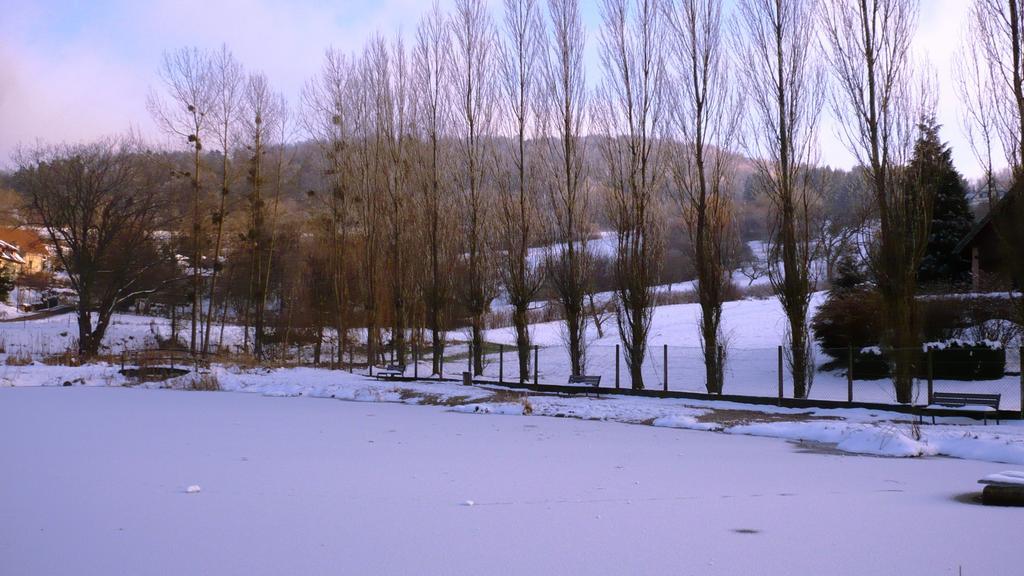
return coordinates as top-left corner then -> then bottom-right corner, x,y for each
374,364 -> 406,380
919,392 -> 1002,425
568,375 -> 601,387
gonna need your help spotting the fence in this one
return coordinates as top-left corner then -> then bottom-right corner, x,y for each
396,341 -> 1023,415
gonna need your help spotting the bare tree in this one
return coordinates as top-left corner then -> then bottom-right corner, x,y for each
496,0 -> 546,381
664,0 -> 741,393
203,45 -> 244,357
594,0 -> 668,389
955,10 -> 1002,206
353,50 -> 385,367
543,0 -> 592,377
968,0 -> 1024,176
239,72 -> 282,359
734,0 -> 825,398
148,47 -> 215,356
369,34 -> 417,367
16,138 -> 174,357
414,3 -> 456,375
451,0 -> 499,374
821,0 -> 927,403
302,48 -> 357,367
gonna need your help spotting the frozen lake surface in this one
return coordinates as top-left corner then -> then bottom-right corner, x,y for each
0,386 -> 1018,575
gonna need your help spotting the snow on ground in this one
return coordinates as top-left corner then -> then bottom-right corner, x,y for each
485,291 -> 804,350
0,385 -> 1019,576
4,361 -> 1024,465
481,292 -> 1023,410
0,311 -> 247,358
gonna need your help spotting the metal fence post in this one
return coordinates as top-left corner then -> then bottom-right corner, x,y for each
467,343 -> 472,376
718,345 -> 724,395
615,344 -> 620,389
348,345 -> 354,374
533,345 -> 539,387
499,344 -> 504,384
413,342 -> 419,380
439,348 -> 445,381
777,345 -> 784,405
847,345 -> 854,403
927,348 -> 934,405
663,344 -> 668,392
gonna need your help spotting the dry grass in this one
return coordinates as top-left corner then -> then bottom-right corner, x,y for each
4,352 -> 33,366
187,373 -> 221,392
41,349 -> 80,367
694,408 -> 841,427
737,283 -> 776,300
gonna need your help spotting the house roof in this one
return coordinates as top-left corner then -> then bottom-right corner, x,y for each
954,190 -> 1019,254
0,239 -> 26,265
0,227 -> 47,256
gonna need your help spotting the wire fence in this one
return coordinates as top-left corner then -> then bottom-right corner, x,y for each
4,315 -> 1019,414
403,342 -> 1024,413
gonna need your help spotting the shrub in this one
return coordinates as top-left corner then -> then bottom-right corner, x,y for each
814,291 -> 1020,362
187,373 -> 220,391
850,347 -> 891,380
811,288 -> 884,354
924,340 -> 1006,381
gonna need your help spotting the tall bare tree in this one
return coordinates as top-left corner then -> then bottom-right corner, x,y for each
148,47 -> 215,356
369,34 -> 417,366
414,3 -> 456,375
353,50 -> 385,367
821,0 -> 927,403
955,10 -> 1002,206
734,0 -> 825,398
203,45 -> 244,357
665,0 -> 741,393
594,0 -> 668,389
967,0 -> 1024,176
543,0 -> 592,377
496,0 -> 546,381
302,48 -> 357,367
451,0 -> 499,374
239,72 -> 281,359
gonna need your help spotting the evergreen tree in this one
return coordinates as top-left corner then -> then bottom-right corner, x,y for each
0,264 -> 13,303
831,252 -> 867,294
912,117 -> 974,287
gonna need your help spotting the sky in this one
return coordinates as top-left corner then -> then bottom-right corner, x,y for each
0,0 -> 983,177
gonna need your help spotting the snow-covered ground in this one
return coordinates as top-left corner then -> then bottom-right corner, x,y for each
481,293 -> 1023,410
0,311 -> 247,358
4,362 -> 1023,464
0,385 -> 1019,575
3,287 -> 1020,411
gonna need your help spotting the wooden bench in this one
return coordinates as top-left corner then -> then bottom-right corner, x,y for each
374,364 -> 406,380
919,392 -> 1002,425
568,375 -> 601,388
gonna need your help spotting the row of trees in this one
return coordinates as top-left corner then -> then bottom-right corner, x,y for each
10,0 -> 1023,401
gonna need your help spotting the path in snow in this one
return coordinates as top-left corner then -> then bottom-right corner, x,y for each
0,387 -> 1018,576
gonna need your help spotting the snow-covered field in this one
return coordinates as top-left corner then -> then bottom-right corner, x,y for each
3,287 -> 1020,411
0,311 -> 246,358
481,293 -> 1023,410
1,385 -> 1019,575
